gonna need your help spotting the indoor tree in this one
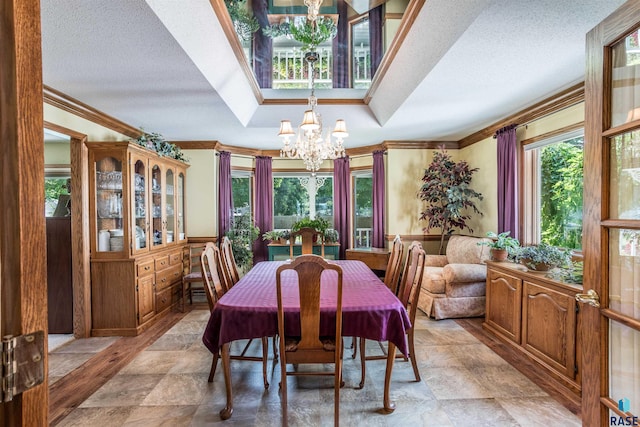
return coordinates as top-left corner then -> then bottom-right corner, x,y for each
419,148 -> 483,254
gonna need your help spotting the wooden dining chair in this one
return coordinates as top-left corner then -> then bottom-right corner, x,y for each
276,255 -> 343,427
351,235 -> 405,359
357,241 -> 425,389
200,242 -> 269,388
289,226 -> 324,258
220,236 -> 240,287
181,243 -> 209,312
384,235 -> 405,294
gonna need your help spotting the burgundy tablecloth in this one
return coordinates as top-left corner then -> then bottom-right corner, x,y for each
202,260 -> 411,356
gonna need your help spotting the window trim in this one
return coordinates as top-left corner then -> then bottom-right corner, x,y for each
519,127 -> 584,249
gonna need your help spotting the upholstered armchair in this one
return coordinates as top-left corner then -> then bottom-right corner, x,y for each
417,235 -> 492,320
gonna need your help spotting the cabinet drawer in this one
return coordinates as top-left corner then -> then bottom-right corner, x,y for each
155,264 -> 182,291
155,255 -> 170,271
155,286 -> 172,314
137,259 -> 155,277
169,251 -> 182,265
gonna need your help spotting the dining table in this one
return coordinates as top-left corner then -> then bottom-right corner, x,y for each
202,259 -> 412,420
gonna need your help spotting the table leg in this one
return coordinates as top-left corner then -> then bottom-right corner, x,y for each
219,343 -> 233,420
382,342 -> 396,414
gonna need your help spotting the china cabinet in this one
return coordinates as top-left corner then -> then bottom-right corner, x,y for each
483,261 -> 582,399
88,141 -> 188,336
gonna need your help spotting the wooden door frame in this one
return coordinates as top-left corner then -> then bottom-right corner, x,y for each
44,122 -> 91,338
584,1 -> 640,425
0,0 -> 49,424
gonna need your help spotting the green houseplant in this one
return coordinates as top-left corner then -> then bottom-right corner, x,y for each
479,231 -> 520,261
262,230 -> 282,243
514,242 -> 572,272
133,129 -> 187,162
225,210 -> 260,273
225,0 -> 260,42
263,16 -> 337,52
291,217 -> 330,234
419,148 -> 484,254
323,228 -> 339,243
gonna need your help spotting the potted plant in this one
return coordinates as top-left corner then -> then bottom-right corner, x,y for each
262,230 -> 282,243
291,217 -> 330,243
478,231 -> 520,261
225,210 -> 260,274
280,229 -> 291,244
419,148 -> 484,254
324,228 -> 339,244
224,0 -> 260,42
263,16 -> 337,52
514,242 -> 572,272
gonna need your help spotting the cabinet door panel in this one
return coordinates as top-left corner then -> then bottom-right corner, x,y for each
137,275 -> 155,325
485,269 -> 522,343
522,281 -> 577,379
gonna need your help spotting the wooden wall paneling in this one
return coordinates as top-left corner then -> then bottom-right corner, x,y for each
0,0 -> 48,424
69,134 -> 91,338
46,218 -> 73,333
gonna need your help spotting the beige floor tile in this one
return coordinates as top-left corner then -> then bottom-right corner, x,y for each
122,404 -> 198,426
119,350 -> 185,375
498,396 -> 581,426
79,374 -> 165,408
56,406 -> 135,427
48,352 -> 94,377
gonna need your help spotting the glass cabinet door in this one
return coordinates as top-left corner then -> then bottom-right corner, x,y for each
132,156 -> 148,253
165,168 -> 175,244
177,172 -> 185,241
95,156 -> 124,253
151,164 -> 163,249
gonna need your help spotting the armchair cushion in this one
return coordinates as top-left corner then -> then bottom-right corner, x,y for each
442,263 -> 487,284
445,235 -> 491,264
422,266 -> 446,294
425,254 -> 448,267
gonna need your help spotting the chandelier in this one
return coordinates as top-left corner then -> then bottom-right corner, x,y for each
278,9 -> 347,173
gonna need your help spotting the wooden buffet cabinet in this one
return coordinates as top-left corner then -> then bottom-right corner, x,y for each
88,141 -> 189,336
483,261 -> 582,398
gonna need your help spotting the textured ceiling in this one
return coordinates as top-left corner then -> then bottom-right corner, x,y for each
40,0 -> 626,149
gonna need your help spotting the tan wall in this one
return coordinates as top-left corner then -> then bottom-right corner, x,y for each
184,149 -> 217,237
462,137 -> 497,237
519,103 -> 584,141
387,148 -> 438,237
44,104 -> 128,141
44,141 -> 71,164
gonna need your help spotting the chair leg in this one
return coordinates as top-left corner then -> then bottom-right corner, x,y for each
272,335 -> 278,362
335,356 -> 341,427
261,336 -> 269,389
208,351 -> 219,382
351,336 -> 358,359
407,329 -> 420,382
280,351 -> 288,427
181,280 -> 187,313
357,337 -> 366,389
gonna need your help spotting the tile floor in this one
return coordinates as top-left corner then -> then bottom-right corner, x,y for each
50,310 -> 582,426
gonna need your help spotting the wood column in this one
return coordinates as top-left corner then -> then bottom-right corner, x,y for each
0,0 -> 48,425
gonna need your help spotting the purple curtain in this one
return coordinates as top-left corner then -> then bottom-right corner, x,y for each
253,156 -> 273,264
372,150 -> 385,248
496,125 -> 518,238
369,5 -> 383,78
252,0 -> 272,88
218,151 -> 232,238
332,0 -> 349,88
333,157 -> 351,259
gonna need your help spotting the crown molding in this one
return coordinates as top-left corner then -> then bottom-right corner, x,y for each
383,140 -> 458,150
43,85 -> 141,139
173,141 -> 219,150
458,82 -> 585,148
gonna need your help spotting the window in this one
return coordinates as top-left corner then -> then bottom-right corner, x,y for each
353,172 -> 373,248
273,174 -> 333,230
351,17 -> 371,89
231,172 -> 251,216
45,177 -> 71,217
522,130 -> 584,250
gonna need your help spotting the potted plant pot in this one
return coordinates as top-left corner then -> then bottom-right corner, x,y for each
490,248 -> 509,262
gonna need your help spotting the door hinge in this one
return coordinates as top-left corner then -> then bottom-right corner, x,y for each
2,331 -> 45,402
